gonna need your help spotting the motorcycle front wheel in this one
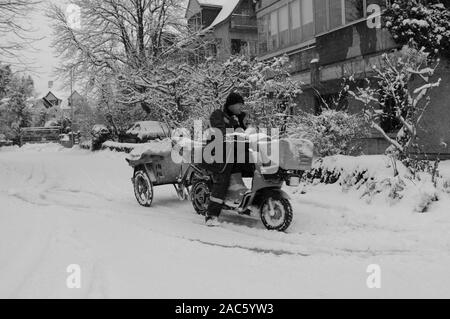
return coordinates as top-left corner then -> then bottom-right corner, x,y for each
260,195 -> 293,232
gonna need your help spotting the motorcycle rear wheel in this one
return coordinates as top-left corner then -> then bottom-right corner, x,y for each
260,195 -> 293,232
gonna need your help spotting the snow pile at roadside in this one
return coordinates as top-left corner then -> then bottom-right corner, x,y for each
439,160 -> 450,180
16,143 -> 65,153
307,155 -> 447,213
0,145 -> 18,152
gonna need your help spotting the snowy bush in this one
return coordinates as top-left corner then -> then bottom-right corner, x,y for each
286,110 -> 368,157
384,0 -> 450,58
305,155 -> 446,212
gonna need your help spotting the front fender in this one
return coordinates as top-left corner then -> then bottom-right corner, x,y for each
251,188 -> 291,207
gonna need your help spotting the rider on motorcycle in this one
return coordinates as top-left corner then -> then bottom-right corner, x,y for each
205,92 -> 251,227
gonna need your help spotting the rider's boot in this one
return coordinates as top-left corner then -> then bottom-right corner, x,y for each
205,216 -> 221,227
205,200 -> 223,227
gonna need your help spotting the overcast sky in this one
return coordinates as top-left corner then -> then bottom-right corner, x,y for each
27,0 -> 69,97
2,0 -> 69,97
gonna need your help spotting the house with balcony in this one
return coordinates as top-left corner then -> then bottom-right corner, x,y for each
185,0 -> 259,60
255,0 -> 450,157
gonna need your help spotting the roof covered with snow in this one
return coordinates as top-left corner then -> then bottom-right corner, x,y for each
205,0 -> 241,30
187,0 -> 241,31
197,0 -> 228,7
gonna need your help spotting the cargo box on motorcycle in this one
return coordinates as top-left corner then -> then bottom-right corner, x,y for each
278,138 -> 314,171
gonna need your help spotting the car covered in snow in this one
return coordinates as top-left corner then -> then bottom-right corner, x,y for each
91,124 -> 112,151
120,121 -> 171,144
44,120 -> 61,128
0,134 -> 13,147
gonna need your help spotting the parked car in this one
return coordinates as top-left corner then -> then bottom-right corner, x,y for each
91,124 -> 111,151
119,121 -> 171,144
0,134 -> 13,147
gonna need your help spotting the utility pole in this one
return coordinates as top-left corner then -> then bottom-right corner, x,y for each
70,67 -> 75,146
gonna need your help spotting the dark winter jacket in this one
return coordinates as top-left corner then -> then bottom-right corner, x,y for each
209,109 -> 248,135
203,109 -> 249,173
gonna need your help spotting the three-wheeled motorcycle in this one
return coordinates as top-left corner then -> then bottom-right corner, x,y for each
185,137 -> 314,232
126,136 -> 313,232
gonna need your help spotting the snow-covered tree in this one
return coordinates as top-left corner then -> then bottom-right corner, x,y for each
226,56 -> 303,130
0,0 -> 40,64
348,46 -> 441,172
117,55 -> 302,130
185,55 -> 302,129
384,0 -> 450,59
0,73 -> 34,141
49,0 -> 209,115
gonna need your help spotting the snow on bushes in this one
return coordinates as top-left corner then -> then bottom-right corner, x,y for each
384,0 -> 450,58
306,155 -> 446,213
287,110 -> 368,157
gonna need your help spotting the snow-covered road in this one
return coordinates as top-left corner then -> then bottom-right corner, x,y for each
1,145 -> 450,298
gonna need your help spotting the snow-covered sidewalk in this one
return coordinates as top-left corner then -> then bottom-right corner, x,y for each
1,145 -> 450,298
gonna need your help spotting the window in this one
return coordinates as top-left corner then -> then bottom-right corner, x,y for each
188,13 -> 202,32
231,39 -> 243,55
257,0 -> 386,54
329,0 -> 343,29
249,41 -> 258,57
345,0 -> 364,23
366,0 -> 388,11
279,5 -> 289,47
291,0 -> 301,30
315,0 -> 328,34
207,43 -> 217,57
301,0 -> 314,40
290,0 -> 301,43
269,10 -> 278,50
258,15 -> 269,55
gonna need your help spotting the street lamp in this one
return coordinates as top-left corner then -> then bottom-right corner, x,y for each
70,67 -> 75,146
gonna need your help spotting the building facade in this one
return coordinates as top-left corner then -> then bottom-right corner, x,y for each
186,0 -> 259,60
255,0 -> 450,157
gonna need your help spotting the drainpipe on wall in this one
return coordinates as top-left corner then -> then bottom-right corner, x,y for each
310,57 -> 321,114
310,58 -> 320,88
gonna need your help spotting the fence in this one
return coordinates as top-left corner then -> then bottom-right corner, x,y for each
20,127 -> 62,145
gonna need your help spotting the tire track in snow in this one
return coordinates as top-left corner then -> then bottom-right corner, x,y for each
184,238 -> 310,257
0,210 -> 54,298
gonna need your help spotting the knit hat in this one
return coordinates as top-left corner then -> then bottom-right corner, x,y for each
224,92 -> 245,111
